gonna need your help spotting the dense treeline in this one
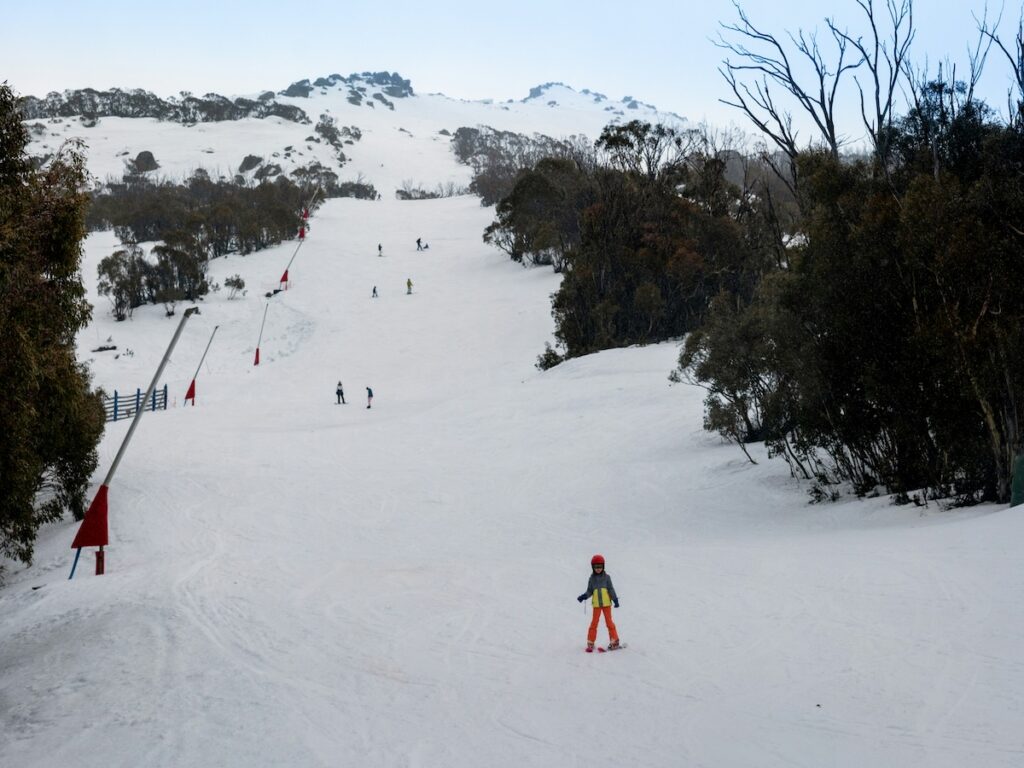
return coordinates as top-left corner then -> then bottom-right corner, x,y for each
681,97 -> 1024,504
451,126 -> 588,205
677,1 -> 1024,504
0,84 -> 105,577
87,170 -> 316,255
487,120 -> 775,364
97,236 -> 210,320
87,171 -> 320,319
491,1 -> 1024,505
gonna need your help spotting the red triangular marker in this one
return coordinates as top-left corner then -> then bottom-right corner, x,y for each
298,226 -> 305,240
280,269 -> 288,285
254,348 -> 260,366
185,379 -> 196,404
72,485 -> 109,548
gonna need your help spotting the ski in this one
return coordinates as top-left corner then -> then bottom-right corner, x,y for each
586,643 -> 627,653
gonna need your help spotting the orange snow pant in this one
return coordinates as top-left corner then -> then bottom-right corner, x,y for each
588,606 -> 619,644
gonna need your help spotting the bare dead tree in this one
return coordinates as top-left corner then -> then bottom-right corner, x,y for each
717,0 -> 862,173
965,16 -> 997,106
977,6 -> 1024,127
901,61 -> 949,181
901,24 -> 994,180
827,0 -> 915,166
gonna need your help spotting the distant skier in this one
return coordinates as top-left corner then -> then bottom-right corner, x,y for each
372,286 -> 378,298
366,386 -> 373,409
416,237 -> 423,251
378,243 -> 383,257
406,278 -> 413,295
336,380 -> 346,404
577,554 -> 621,652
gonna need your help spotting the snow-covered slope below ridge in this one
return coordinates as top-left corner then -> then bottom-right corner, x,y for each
4,71 -> 1021,768
22,72 -> 686,193
2,192 -> 1022,768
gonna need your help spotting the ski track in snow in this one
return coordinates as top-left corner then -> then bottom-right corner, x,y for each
1,135 -> 1024,766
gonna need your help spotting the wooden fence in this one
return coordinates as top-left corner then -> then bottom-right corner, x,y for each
102,385 -> 169,422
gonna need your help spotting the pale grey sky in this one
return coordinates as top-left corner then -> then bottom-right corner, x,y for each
4,0 -> 1021,142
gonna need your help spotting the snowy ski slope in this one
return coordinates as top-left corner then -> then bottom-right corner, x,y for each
1,79 -> 1023,768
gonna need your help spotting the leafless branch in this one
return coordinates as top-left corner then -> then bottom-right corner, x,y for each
828,0 -> 915,164
716,1 -> 862,162
977,4 -> 1024,125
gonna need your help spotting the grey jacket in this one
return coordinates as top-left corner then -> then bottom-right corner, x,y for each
578,572 -> 618,607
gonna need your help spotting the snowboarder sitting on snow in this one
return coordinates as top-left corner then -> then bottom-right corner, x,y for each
336,380 -> 345,404
577,554 -> 621,651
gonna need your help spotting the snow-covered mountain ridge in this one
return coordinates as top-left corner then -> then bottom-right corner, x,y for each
18,71 -> 418,124
21,72 -> 685,192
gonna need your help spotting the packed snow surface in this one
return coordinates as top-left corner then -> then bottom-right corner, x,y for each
3,89 -> 1024,767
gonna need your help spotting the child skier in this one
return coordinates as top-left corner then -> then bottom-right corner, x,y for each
577,554 -> 621,652
406,278 -> 413,295
336,380 -> 345,404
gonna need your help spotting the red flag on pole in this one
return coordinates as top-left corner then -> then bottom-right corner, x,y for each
298,226 -> 305,240
185,379 -> 196,404
303,207 -> 309,220
71,485 -> 110,548
280,269 -> 288,285
254,347 -> 260,366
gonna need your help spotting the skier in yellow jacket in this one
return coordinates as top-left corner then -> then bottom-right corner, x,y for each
577,554 -> 621,652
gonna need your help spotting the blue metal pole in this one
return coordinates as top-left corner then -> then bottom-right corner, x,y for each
113,390 -> 118,422
68,547 -> 82,579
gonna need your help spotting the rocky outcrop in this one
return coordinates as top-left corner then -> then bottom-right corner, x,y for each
18,87 -> 310,124
132,151 -> 159,172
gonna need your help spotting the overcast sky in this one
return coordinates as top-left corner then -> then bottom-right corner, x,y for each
4,0 -> 1021,143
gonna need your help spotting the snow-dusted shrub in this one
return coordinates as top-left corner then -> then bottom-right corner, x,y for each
225,274 -> 246,299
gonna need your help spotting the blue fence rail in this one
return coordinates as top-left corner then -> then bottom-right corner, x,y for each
102,385 -> 169,423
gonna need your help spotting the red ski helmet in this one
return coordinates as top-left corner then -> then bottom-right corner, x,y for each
591,554 -> 605,566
